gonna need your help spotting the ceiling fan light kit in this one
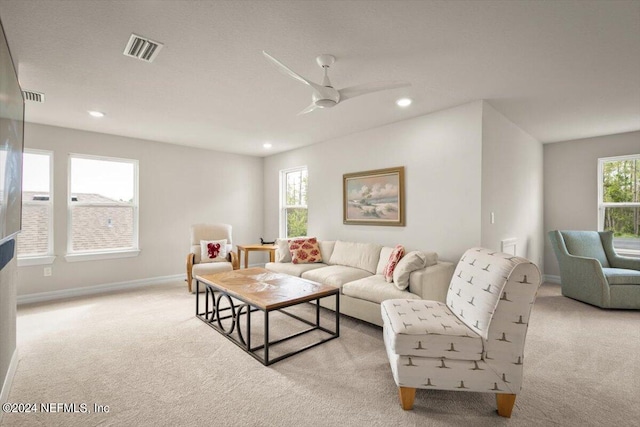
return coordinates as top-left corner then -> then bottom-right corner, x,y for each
262,51 -> 411,115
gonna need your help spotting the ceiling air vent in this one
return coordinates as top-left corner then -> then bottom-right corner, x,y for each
22,90 -> 45,103
123,33 -> 163,63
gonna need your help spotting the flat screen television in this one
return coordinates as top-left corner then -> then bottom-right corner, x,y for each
0,17 -> 24,246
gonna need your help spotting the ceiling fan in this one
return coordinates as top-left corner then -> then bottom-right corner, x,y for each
262,51 -> 411,115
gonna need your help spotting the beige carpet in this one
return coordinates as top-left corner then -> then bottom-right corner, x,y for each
1,282 -> 638,427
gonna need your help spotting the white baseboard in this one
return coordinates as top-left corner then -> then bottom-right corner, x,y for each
0,348 -> 19,423
17,273 -> 184,305
544,274 -> 561,284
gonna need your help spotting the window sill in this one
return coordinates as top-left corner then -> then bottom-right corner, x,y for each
17,256 -> 56,267
65,249 -> 140,263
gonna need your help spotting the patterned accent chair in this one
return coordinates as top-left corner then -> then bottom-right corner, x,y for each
186,223 -> 239,293
381,247 -> 541,418
548,230 -> 640,309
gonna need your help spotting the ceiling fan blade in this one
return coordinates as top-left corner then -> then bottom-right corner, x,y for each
297,103 -> 319,115
262,51 -> 325,93
339,81 -> 411,102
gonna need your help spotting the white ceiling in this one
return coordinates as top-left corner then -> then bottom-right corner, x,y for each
0,0 -> 638,157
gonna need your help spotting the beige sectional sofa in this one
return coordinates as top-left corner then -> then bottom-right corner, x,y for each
265,240 -> 455,326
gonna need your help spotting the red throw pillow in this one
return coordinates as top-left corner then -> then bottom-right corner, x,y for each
289,237 -> 323,264
384,244 -> 405,282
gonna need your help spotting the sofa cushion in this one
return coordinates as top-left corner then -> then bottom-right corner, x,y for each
265,262 -> 328,277
381,299 -> 483,361
376,246 -> 395,274
603,268 -> 640,285
319,241 -> 336,264
301,265 -> 372,289
329,241 -> 382,274
561,231 -> 610,268
343,275 -> 420,304
393,251 -> 435,290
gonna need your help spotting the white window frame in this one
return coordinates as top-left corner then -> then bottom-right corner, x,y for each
17,149 -> 55,266
65,153 -> 140,262
597,154 -> 640,257
279,166 -> 308,238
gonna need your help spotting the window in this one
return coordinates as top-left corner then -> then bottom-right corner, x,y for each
67,154 -> 139,261
598,154 -> 640,257
17,150 -> 54,265
280,167 -> 308,238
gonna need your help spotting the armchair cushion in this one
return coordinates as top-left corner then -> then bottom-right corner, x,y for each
560,231 -> 610,268
602,268 -> 640,285
192,261 -> 233,279
381,299 -> 483,361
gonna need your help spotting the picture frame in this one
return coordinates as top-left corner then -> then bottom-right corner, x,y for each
343,166 -> 405,226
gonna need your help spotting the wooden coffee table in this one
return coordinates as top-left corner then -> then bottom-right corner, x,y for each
195,267 -> 339,365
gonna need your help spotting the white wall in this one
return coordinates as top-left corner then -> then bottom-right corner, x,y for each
18,123 -> 263,295
264,101 -> 484,262
0,253 -> 16,407
543,131 -> 640,276
481,102 -> 544,267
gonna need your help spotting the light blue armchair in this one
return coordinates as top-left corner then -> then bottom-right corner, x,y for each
548,230 -> 640,309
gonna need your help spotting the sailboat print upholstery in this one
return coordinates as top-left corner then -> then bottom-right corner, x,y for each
381,247 -> 541,416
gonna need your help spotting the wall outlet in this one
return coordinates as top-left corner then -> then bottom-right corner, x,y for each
44,267 -> 52,277
490,212 -> 495,224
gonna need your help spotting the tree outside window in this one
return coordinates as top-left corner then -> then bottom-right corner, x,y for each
599,155 -> 640,255
281,167 -> 308,238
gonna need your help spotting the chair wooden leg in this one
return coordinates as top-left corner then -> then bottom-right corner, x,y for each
496,393 -> 516,418
398,387 -> 416,410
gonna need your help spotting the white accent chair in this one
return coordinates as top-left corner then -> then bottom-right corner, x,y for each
186,223 -> 239,293
381,247 -> 541,417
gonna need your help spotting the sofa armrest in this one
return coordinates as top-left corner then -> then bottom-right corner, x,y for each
558,253 -> 610,307
608,253 -> 640,271
408,261 -> 455,302
186,253 -> 195,292
599,230 -> 640,270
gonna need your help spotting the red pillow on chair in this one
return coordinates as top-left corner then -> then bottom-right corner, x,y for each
383,244 -> 405,282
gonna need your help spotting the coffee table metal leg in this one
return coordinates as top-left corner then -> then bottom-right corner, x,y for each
247,304 -> 251,352
264,311 -> 270,365
195,280 -> 200,315
316,298 -> 320,327
335,293 -> 340,336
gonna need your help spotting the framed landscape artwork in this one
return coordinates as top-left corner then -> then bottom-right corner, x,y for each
343,166 -> 405,226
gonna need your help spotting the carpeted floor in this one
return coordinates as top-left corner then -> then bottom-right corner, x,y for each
1,282 -> 638,426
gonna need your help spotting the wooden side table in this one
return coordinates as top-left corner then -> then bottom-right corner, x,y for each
236,244 -> 278,269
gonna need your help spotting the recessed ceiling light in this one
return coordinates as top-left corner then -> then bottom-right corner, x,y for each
263,143 -> 272,149
88,110 -> 105,118
396,98 -> 412,107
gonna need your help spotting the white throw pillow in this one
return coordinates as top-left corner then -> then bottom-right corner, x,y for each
200,239 -> 228,263
393,251 -> 428,290
275,238 -> 292,263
